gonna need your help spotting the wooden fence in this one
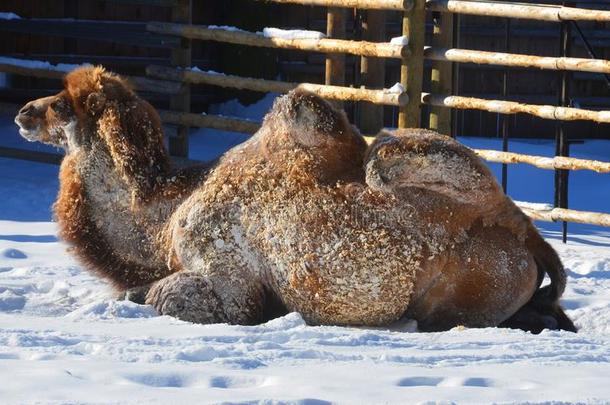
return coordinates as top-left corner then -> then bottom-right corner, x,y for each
420,0 -> 610,240
0,0 -> 609,236
144,0 -> 610,234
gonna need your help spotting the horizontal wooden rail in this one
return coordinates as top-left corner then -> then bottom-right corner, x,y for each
253,0 -> 413,11
104,0 -> 177,6
0,146 -> 201,167
0,61 -> 68,80
516,204 -> 610,227
0,59 -> 181,95
421,93 -> 610,123
147,65 -> 408,106
147,22 -> 409,59
0,147 -> 63,165
362,136 -> 610,173
0,19 -> 180,48
128,76 -> 182,95
426,0 -> 610,22
473,149 -> 610,173
154,120 -> 610,175
424,47 -> 610,74
159,110 -> 262,133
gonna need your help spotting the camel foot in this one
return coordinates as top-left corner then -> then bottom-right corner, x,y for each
500,300 -> 577,334
145,272 -> 229,324
119,285 -> 150,305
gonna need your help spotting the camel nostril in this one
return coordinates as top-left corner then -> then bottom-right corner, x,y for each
18,104 -> 34,116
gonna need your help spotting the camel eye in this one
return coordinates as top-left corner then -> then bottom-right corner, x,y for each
50,98 -> 72,117
50,98 -> 65,111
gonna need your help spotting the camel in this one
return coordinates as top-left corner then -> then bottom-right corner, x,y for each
14,66 -> 576,333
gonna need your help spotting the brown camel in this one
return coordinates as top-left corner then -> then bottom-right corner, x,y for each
14,66 -> 575,333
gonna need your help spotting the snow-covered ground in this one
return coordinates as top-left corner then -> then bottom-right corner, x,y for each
1,97 -> 610,404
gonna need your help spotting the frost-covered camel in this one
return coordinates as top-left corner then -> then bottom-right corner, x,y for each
14,66 -> 575,333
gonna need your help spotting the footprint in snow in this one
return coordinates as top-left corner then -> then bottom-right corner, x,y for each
124,372 -> 191,388
1,248 -> 27,259
397,376 -> 444,387
209,375 -> 271,389
397,376 -> 538,390
0,290 -> 26,311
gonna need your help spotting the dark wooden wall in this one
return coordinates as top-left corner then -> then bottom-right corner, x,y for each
1,0 -> 608,139
453,13 -> 610,140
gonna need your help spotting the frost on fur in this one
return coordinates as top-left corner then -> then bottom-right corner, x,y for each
14,67 -> 575,333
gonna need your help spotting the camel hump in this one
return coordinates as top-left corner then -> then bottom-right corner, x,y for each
255,90 -> 367,181
364,129 -> 503,207
268,89 -> 347,138
261,89 -> 365,150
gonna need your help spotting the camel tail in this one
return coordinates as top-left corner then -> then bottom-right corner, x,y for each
526,224 -> 566,303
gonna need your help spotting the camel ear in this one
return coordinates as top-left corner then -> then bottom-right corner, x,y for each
85,92 -> 107,115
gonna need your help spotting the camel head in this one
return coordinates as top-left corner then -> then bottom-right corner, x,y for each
16,66 -> 170,198
15,66 -> 131,150
15,91 -> 75,149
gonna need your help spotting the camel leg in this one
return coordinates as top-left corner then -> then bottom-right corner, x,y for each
157,201 -> 273,325
117,284 -> 150,304
499,296 -> 576,334
145,270 -> 265,325
407,223 -> 539,331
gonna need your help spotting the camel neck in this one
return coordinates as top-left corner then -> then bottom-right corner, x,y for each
54,151 -> 177,289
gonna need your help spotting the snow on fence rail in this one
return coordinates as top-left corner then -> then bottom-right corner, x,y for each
515,204 -> 610,228
258,0 -> 610,21
421,93 -> 610,124
0,57 -> 181,95
423,47 -> 610,75
146,65 -> 409,106
147,22 -> 410,59
253,0 -> 413,10
426,0 -> 610,22
158,110 -> 261,134
473,149 -> 610,174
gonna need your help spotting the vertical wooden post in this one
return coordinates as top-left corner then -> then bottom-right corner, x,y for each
169,0 -> 192,158
555,8 -> 572,243
500,18 -> 511,193
359,10 -> 386,135
398,0 -> 425,128
325,8 -> 346,109
428,12 -> 453,134
451,13 -> 461,137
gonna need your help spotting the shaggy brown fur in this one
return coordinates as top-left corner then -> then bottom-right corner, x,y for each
15,66 -> 208,290
365,129 -> 574,332
154,90 -> 573,331
15,66 -> 575,333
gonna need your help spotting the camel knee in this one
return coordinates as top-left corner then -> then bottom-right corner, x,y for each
146,271 -> 265,325
146,271 -> 228,324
